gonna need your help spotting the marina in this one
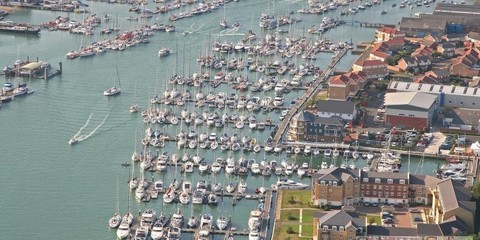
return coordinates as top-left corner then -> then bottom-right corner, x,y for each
0,0 -> 471,239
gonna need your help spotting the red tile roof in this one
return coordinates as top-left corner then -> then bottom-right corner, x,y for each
355,59 -> 386,67
377,27 -> 404,35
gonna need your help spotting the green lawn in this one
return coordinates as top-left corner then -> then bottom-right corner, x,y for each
301,224 -> 314,237
280,209 -> 300,222
274,224 -> 300,240
301,209 -> 315,223
281,190 -> 312,208
367,214 -> 382,226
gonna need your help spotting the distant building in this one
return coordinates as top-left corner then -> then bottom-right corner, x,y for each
352,59 -> 388,80
313,210 -> 366,240
449,48 -> 480,77
384,92 -> 438,130
399,17 -> 447,37
388,80 -> 480,110
375,27 -> 406,43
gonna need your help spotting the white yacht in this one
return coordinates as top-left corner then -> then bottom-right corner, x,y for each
216,215 -> 229,230
116,221 -> 131,239
166,226 -> 181,240
134,226 -> 148,240
170,209 -> 184,228
150,220 -> 165,240
248,210 -> 262,231
192,190 -> 205,204
272,178 -> 308,190
108,213 -> 121,228
140,209 -> 156,229
104,86 -> 121,96
179,191 -> 190,205
238,180 -> 247,194
249,230 -> 261,240
158,48 -> 171,57
273,96 -> 284,106
324,149 -> 332,157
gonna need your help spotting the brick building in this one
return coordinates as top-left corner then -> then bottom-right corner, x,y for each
311,168 -> 360,207
313,210 -> 366,240
351,60 -> 388,80
327,71 -> 367,100
375,27 -> 406,43
384,92 -> 438,130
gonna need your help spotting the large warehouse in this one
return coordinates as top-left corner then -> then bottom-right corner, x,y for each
384,92 -> 438,130
388,81 -> 480,110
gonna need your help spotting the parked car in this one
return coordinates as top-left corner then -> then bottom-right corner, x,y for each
409,208 -> 420,213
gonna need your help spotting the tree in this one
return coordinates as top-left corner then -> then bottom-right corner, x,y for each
473,181 -> 480,201
286,226 -> 295,234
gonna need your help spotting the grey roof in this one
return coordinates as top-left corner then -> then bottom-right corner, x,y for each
314,116 -> 345,126
437,178 -> 473,213
429,69 -> 450,77
295,110 -> 316,122
444,108 -> 480,126
409,174 -> 427,185
439,216 -> 467,235
401,56 -> 417,64
367,226 -> 418,236
417,224 -> 443,236
434,3 -> 480,13
316,100 -> 354,115
400,17 -> 447,31
384,92 -> 437,110
316,210 -> 365,229
388,80 -> 480,97
313,167 -> 359,184
360,171 -> 409,184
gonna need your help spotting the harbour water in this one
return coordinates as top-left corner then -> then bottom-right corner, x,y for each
0,0 -> 462,239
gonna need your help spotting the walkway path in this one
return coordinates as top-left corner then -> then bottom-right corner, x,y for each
273,47 -> 350,145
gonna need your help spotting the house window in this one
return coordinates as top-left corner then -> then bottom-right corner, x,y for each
385,186 -> 389,190
332,226 -> 337,231
397,192 -> 402,197
403,186 -> 407,191
373,191 -> 377,195
399,179 -> 405,184
378,185 -> 382,190
363,178 -> 368,183
321,181 -> 326,185
339,226 -> 345,231
323,225 -> 329,231
358,227 -> 363,233
375,178 -> 381,183
361,185 -> 365,189
366,191 -> 370,195
387,179 -> 393,184
333,181 -> 337,186
373,185 -> 377,190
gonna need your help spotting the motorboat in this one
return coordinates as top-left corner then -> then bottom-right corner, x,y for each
179,191 -> 190,205
151,220 -> 165,240
272,178 -> 308,190
251,163 -> 261,175
163,187 -> 176,204
116,221 -> 131,239
187,215 -> 199,228
134,226 -> 148,240
68,136 -> 79,145
166,227 -> 181,240
216,215 -> 229,230
158,48 -> 171,57
211,182 -> 222,192
248,210 -> 262,231
226,182 -> 237,193
140,209 -> 157,229
104,86 -> 121,96
170,209 -> 184,228
207,193 -> 218,205
192,190 -> 205,204
198,161 -> 210,173
211,161 -> 222,173
238,180 -> 247,194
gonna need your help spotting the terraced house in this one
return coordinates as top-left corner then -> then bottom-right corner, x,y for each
313,210 -> 366,240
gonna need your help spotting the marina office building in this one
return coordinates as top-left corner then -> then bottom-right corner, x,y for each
399,3 -> 480,37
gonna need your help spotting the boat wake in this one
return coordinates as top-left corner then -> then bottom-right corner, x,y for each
70,112 -> 109,144
219,27 -> 240,36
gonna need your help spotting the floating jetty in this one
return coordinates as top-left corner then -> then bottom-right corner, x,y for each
2,58 -> 62,80
0,21 -> 41,34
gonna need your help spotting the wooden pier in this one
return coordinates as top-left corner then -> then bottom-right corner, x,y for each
272,48 -> 350,145
358,21 -> 396,28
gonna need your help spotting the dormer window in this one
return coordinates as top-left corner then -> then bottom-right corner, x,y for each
375,178 -> 381,183
400,179 -> 405,184
333,181 -> 337,186
363,178 -> 368,183
339,226 -> 345,231
358,227 -> 363,233
320,181 -> 326,185
332,226 -> 337,231
329,181 -> 332,186
323,225 -> 329,231
387,179 -> 393,184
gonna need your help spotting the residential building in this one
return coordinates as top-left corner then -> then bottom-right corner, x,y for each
288,111 -> 345,142
450,48 -> 480,77
384,92 -> 438,130
465,31 -> 480,47
430,178 -> 476,233
359,171 -> 410,205
327,71 -> 367,100
352,59 -> 388,80
413,75 -> 440,84
408,175 -> 442,205
436,43 -> 455,59
425,69 -> 450,83
313,210 -> 366,240
388,80 -> 480,110
397,56 -> 419,72
375,27 -> 406,43
311,168 -> 360,207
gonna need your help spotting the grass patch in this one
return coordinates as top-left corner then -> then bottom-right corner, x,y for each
301,224 -> 314,236
281,209 -> 300,222
281,190 -> 312,208
367,214 -> 382,225
301,209 -> 315,223
274,224 -> 301,240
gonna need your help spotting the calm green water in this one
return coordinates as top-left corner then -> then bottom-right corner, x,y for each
0,0 -> 455,239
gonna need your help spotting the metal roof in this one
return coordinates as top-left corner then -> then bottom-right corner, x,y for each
388,81 -> 480,97
384,92 -> 437,110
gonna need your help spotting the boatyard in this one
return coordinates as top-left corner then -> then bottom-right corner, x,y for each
1,0 -> 479,239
